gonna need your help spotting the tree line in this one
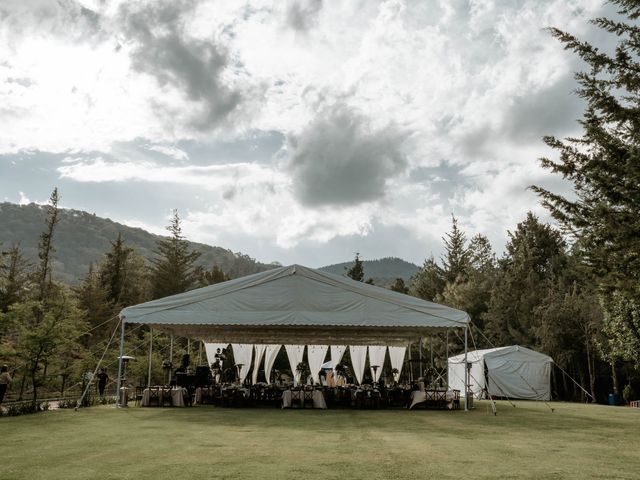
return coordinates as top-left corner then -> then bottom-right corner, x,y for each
0,193 -> 230,405
1,1 -> 638,405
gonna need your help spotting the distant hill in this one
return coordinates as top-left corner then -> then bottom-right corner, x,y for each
0,202 -> 277,284
320,257 -> 420,286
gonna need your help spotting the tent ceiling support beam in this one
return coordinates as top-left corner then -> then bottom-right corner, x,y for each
144,325 -> 456,346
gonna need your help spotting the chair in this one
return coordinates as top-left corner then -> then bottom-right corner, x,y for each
302,389 -> 315,408
290,388 -> 303,408
161,386 -> 173,407
148,386 -> 161,407
134,386 -> 144,406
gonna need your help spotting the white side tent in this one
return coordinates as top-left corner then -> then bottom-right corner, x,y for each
448,345 -> 553,401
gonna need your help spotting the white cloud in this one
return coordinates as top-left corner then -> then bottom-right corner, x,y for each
0,0 -> 613,266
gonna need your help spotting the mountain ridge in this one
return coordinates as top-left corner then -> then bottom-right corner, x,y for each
0,202 -> 420,287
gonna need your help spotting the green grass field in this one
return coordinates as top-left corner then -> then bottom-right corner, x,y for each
2,401 -> 638,480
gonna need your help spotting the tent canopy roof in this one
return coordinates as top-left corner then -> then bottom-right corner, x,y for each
448,345 -> 553,364
120,264 -> 470,345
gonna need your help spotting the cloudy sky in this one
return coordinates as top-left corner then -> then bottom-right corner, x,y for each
0,0 -> 614,267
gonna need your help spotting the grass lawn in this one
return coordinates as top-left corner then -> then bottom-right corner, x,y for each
2,400 -> 638,480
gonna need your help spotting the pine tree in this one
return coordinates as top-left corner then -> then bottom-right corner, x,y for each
390,278 -> 409,294
36,188 -> 60,302
441,216 -> 470,283
483,213 -> 567,346
0,243 -> 30,313
198,265 -> 230,286
346,253 -> 364,282
410,257 -> 445,301
98,234 -> 148,307
531,1 -> 640,363
150,211 -> 201,299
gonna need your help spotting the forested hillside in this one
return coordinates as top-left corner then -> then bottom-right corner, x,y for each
0,202 -> 276,283
320,257 -> 420,286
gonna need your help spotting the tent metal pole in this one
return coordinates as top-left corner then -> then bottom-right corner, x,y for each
147,327 -> 153,388
430,336 -> 434,369
115,317 -> 125,407
419,337 -> 423,378
445,329 -> 449,388
169,334 -> 174,384
464,326 -> 469,412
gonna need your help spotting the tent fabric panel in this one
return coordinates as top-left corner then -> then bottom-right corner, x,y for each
388,346 -> 406,382
485,356 -> 551,400
252,344 -> 267,385
231,344 -> 253,383
204,343 -> 228,367
330,345 -> 346,369
368,346 -> 387,382
448,345 -> 553,400
121,308 -> 459,329
120,264 -> 470,329
447,356 -> 484,397
263,345 -> 281,384
307,345 -> 329,385
285,345 -> 305,386
350,346 -> 367,385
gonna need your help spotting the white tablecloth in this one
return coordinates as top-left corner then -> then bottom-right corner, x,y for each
141,387 -> 187,407
409,389 -> 456,409
282,390 -> 327,409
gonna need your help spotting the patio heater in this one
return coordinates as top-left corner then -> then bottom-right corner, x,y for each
117,355 -> 135,407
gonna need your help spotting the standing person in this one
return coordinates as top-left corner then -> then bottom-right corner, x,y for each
96,368 -> 109,397
0,365 -> 13,404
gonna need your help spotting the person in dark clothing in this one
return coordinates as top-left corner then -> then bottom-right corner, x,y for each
96,368 -> 109,397
0,365 -> 13,404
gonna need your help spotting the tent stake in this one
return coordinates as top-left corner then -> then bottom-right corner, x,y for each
116,317 -> 125,407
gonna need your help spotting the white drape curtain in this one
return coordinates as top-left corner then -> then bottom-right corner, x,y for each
368,346 -> 387,382
388,346 -> 406,382
204,343 -> 228,367
307,345 -> 328,385
263,345 -> 281,384
285,345 -> 306,385
231,344 -> 253,383
252,344 -> 267,384
330,345 -> 346,370
349,346 -> 368,385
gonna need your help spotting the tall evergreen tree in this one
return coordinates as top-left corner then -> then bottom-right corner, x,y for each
483,213 -> 567,346
98,234 -> 148,307
531,1 -> 640,365
441,215 -> 470,283
410,256 -> 445,301
0,243 -> 30,313
36,188 -> 60,301
346,253 -> 364,282
150,211 -> 201,299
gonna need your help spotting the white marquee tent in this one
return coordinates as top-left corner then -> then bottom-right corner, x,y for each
448,345 -> 553,401
116,264 -> 472,406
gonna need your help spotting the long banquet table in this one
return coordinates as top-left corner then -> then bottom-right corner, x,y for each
282,389 -> 327,409
140,387 -> 187,407
409,389 -> 459,409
